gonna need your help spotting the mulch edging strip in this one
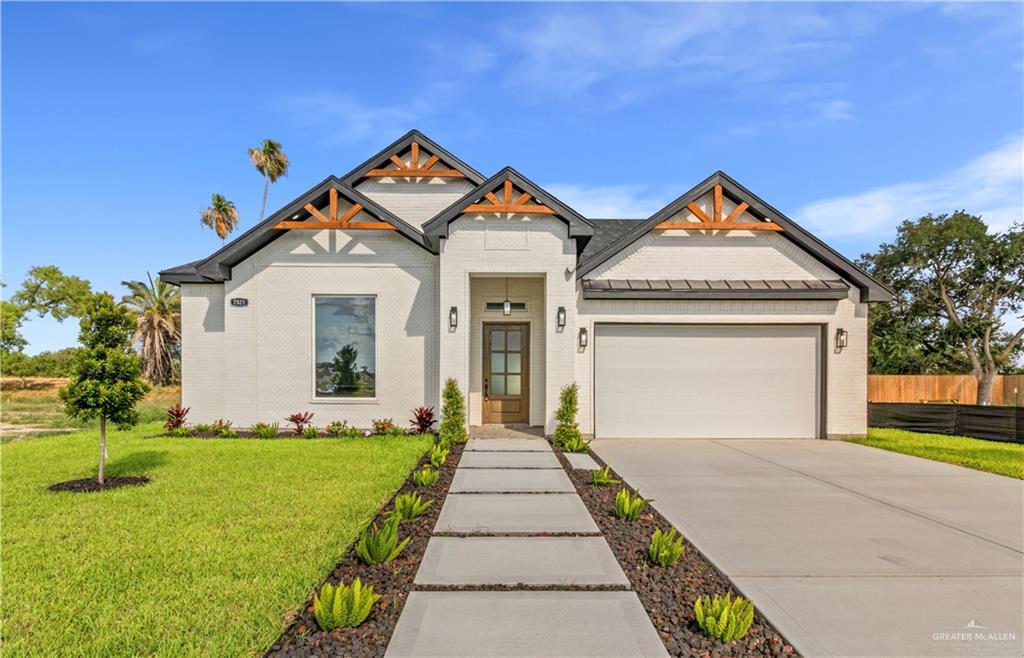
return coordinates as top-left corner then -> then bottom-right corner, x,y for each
265,442 -> 463,658
555,447 -> 799,658
47,476 -> 150,493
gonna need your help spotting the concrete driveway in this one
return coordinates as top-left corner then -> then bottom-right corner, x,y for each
592,439 -> 1024,658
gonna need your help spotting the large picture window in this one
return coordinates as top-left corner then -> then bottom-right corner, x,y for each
314,296 -> 376,398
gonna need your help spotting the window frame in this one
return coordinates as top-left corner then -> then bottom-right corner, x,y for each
310,293 -> 379,403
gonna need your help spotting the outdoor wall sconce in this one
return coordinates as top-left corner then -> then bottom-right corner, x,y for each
557,306 -> 567,328
503,299 -> 512,316
449,306 -> 458,329
578,327 -> 589,348
835,327 -> 848,351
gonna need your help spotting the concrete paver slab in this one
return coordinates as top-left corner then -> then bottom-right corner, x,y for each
593,439 -> 1024,658
415,536 -> 628,586
465,438 -> 551,452
385,591 -> 668,657
565,453 -> 600,470
450,468 -> 575,493
459,451 -> 561,469
434,493 -> 598,534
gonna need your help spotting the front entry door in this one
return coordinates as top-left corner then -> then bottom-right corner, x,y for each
483,323 -> 529,424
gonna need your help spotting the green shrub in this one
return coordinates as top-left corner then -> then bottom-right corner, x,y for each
168,427 -> 192,438
412,466 -> 439,487
391,492 -> 432,520
561,435 -> 590,453
193,423 -> 212,433
590,465 -> 619,486
614,488 -> 653,521
1,347 -> 81,377
355,517 -> 410,565
553,383 -> 583,448
325,420 -> 348,437
215,426 -> 237,439
694,593 -> 755,643
249,422 -> 279,439
648,527 -> 685,567
313,579 -> 380,630
438,378 -> 467,445
428,444 -> 448,468
300,426 -> 318,439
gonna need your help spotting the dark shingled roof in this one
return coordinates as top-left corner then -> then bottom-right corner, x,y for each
578,219 -> 646,264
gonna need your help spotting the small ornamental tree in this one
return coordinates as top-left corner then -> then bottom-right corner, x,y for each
60,294 -> 150,485
438,378 -> 467,444
554,383 -> 583,447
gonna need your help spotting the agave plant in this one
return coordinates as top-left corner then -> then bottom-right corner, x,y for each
614,488 -> 653,522
694,593 -> 755,643
313,578 -> 380,630
412,466 -> 439,487
648,527 -> 685,567
590,465 -> 619,486
355,516 -> 410,565
428,444 -> 448,468
391,492 -> 433,520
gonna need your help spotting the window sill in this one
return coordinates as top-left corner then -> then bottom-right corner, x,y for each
310,398 -> 380,405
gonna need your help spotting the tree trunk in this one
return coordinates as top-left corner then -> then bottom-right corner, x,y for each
259,177 -> 270,222
976,371 -> 996,406
98,415 -> 107,485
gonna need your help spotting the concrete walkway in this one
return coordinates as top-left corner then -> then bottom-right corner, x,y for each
386,436 -> 668,657
593,439 -> 1024,658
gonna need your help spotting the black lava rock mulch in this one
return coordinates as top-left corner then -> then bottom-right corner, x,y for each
556,448 -> 798,658
265,442 -> 462,658
47,476 -> 150,493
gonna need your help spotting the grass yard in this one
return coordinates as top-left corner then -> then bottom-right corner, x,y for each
1,377 -> 179,436
1,423 -> 432,657
853,428 -> 1024,479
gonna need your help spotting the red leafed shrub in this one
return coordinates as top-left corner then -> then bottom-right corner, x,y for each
409,406 -> 436,434
286,412 -> 314,435
165,404 -> 190,430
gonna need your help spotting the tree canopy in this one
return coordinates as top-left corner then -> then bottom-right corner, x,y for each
12,265 -> 94,322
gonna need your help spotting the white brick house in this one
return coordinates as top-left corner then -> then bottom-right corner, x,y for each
162,131 -> 890,439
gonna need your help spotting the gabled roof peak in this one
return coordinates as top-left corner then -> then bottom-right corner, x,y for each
341,129 -> 486,185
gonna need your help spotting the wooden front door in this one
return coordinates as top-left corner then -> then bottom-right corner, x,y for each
483,323 -> 529,424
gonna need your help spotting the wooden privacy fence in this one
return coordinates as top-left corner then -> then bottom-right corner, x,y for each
868,375 -> 1024,406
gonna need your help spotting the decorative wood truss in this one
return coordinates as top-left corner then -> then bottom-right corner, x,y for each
363,141 -> 468,179
273,187 -> 396,230
464,180 -> 557,215
655,184 -> 782,231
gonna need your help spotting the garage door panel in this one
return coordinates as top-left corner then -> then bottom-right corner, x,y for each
595,325 -> 820,439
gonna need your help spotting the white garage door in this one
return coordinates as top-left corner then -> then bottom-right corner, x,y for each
594,325 -> 821,439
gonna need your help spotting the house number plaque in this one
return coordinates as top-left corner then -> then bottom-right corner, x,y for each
230,298 -> 249,307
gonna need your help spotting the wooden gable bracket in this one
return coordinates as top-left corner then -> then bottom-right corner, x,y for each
655,184 -> 782,231
463,179 -> 557,215
273,187 -> 396,230
363,141 -> 467,179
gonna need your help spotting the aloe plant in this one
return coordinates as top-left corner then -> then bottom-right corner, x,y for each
313,578 -> 380,630
391,492 -> 433,520
694,593 -> 755,643
648,527 -> 685,567
355,516 -> 409,565
614,488 -> 653,521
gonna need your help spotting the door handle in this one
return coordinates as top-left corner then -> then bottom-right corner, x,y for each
484,378 -> 489,400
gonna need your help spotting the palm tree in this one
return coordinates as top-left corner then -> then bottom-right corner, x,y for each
248,139 -> 290,222
200,193 -> 239,245
121,273 -> 181,386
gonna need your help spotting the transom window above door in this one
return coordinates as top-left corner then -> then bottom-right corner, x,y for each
485,302 -> 527,313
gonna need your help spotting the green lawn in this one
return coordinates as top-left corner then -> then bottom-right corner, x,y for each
853,428 -> 1024,479
1,423 -> 432,657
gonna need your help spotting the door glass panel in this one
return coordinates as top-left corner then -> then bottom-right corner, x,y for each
491,331 -> 506,351
507,330 -> 521,351
507,353 -> 521,374
491,375 -> 506,395
490,353 -> 505,374
507,375 -> 521,395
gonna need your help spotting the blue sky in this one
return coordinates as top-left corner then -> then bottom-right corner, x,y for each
3,2 -> 1022,353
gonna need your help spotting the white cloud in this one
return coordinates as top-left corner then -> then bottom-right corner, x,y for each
795,136 -> 1024,238
544,183 -> 667,218
818,99 -> 855,121
284,92 -> 421,144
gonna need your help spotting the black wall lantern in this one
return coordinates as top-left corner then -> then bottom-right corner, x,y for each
578,327 -> 588,348
556,306 -> 567,328
834,327 -> 848,351
449,306 -> 458,329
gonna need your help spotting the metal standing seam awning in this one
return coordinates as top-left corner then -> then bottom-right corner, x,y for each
580,278 -> 850,300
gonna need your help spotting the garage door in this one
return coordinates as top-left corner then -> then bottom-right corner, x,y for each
594,325 -> 821,439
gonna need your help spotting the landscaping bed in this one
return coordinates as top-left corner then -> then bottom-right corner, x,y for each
555,447 -> 798,658
47,475 -> 150,492
266,442 -> 464,658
